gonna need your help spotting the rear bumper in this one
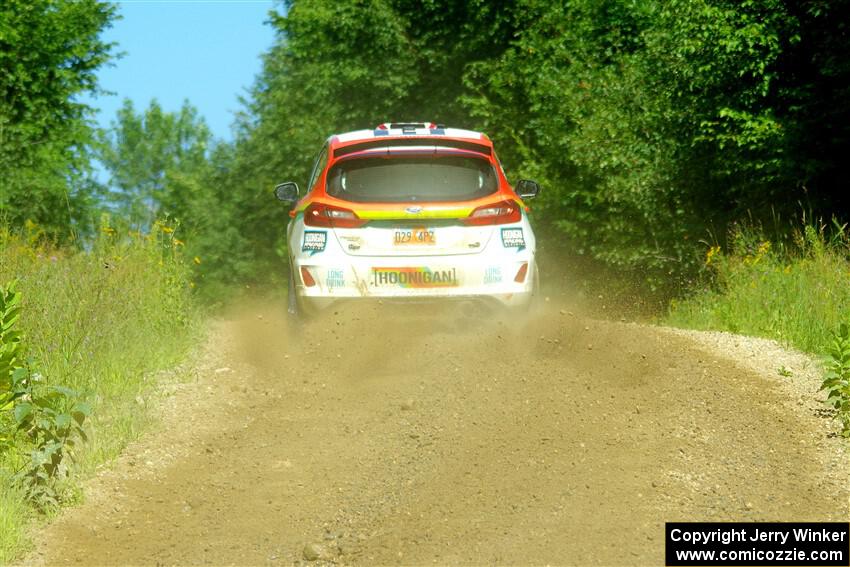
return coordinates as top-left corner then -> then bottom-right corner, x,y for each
299,293 -> 531,313
293,253 -> 536,310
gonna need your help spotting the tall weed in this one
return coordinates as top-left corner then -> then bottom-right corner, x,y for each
0,477 -> 26,563
668,221 -> 850,355
0,217 -> 198,560
822,323 -> 850,436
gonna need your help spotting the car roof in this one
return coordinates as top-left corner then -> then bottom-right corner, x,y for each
328,123 -> 494,161
331,123 -> 490,146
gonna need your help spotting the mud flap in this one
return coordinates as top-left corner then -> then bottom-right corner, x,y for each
287,266 -> 299,317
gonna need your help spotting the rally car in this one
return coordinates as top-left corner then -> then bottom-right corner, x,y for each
274,122 -> 541,316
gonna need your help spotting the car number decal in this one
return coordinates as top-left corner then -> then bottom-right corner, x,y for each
302,231 -> 327,255
501,227 -> 526,251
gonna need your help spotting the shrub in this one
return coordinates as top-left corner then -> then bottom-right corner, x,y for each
822,323 -> 850,436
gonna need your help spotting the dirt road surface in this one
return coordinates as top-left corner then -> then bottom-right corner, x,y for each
21,299 -> 849,566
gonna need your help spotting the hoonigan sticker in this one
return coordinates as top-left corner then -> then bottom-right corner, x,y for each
371,267 -> 458,288
501,227 -> 526,250
302,231 -> 327,255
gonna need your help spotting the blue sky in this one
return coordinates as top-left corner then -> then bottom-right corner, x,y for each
86,0 -> 278,141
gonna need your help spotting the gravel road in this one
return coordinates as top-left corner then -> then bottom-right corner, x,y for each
20,299 -> 849,566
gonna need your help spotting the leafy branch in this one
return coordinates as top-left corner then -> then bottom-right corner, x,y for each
821,323 -> 850,437
0,281 -> 91,511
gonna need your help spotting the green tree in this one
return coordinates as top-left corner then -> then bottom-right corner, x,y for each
463,0 -> 848,290
219,0 -> 850,296
98,98 -> 268,299
0,0 -> 117,239
98,98 -> 212,228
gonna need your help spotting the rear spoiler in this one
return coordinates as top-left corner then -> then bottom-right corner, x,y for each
333,138 -> 492,159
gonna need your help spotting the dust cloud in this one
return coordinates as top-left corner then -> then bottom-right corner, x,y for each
21,290 -> 848,566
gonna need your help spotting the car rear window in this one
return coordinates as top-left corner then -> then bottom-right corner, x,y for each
326,155 -> 497,203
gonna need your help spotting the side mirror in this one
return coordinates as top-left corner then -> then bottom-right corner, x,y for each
515,179 -> 541,199
274,182 -> 299,203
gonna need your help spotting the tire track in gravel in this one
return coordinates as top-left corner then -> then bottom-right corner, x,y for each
20,300 -> 849,566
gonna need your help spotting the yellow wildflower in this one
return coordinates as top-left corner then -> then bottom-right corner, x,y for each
705,245 -> 721,266
193,256 -> 202,265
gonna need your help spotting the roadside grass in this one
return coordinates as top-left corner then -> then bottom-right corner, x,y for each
668,222 -> 850,356
0,475 -> 26,564
0,218 -> 199,561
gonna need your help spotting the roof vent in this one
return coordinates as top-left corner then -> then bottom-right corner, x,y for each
375,122 -> 445,130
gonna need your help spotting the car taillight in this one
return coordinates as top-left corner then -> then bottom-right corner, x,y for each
300,266 -> 316,287
462,199 -> 521,226
303,203 -> 367,228
514,262 -> 529,283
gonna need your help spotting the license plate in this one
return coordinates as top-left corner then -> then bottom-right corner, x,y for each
393,227 -> 435,245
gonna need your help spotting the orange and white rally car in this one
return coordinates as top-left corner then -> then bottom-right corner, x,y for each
274,122 -> 541,316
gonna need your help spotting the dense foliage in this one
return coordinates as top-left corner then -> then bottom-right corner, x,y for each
0,0 -> 117,240
669,222 -> 850,355
98,99 -> 212,228
2,0 -> 849,294
210,0 -> 850,294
